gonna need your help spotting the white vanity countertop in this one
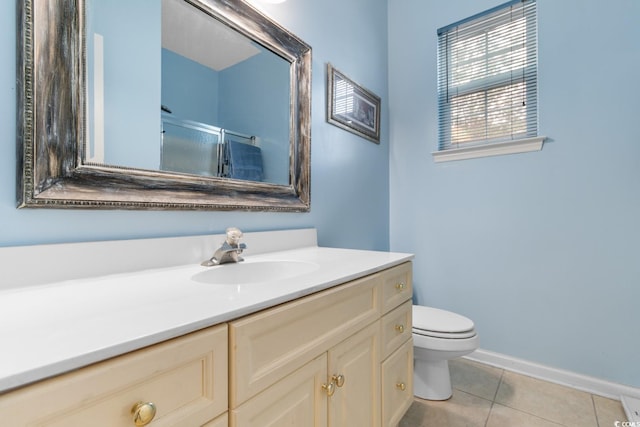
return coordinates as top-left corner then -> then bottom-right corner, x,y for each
0,244 -> 412,393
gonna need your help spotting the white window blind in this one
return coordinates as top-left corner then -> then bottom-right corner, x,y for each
437,0 -> 538,152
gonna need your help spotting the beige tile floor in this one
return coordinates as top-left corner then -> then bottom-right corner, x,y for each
399,358 -> 628,427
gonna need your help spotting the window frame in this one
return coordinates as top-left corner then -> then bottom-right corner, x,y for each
433,0 -> 544,162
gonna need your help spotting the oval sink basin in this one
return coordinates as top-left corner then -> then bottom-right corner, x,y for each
191,260 -> 319,285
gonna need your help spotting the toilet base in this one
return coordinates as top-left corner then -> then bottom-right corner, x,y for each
413,358 -> 452,400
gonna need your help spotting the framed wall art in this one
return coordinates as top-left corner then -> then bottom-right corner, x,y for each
326,63 -> 381,143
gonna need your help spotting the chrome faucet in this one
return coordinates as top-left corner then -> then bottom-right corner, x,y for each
201,227 -> 247,266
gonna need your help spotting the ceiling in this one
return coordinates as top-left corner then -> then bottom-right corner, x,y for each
161,0 -> 260,71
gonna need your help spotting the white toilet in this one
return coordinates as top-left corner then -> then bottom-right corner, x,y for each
412,305 -> 479,400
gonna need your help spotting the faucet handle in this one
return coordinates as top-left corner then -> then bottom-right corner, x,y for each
225,227 -> 244,246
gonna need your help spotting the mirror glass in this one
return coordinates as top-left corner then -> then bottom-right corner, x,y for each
85,0 -> 290,185
18,0 -> 311,211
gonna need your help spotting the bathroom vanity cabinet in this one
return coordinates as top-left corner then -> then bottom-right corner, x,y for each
0,262 -> 413,427
228,261 -> 413,427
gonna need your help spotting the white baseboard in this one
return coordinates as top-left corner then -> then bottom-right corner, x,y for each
465,349 -> 640,401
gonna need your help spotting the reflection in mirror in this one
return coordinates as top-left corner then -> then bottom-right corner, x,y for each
85,0 -> 290,185
18,0 -> 311,211
85,0 -> 160,171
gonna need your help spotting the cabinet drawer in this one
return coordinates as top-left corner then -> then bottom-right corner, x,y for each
0,325 -> 228,427
230,274 -> 380,406
381,337 -> 414,427
381,262 -> 413,314
381,300 -> 412,360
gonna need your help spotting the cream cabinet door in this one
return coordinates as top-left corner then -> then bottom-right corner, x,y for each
230,354 -> 328,427
328,322 -> 380,427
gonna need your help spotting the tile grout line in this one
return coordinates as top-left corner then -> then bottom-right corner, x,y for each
591,394 -> 601,427
484,367 -> 506,427
491,368 -> 571,427
484,401 -> 495,427
492,367 -> 506,402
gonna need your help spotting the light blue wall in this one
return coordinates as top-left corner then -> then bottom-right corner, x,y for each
220,46 -> 290,185
162,48 -> 220,124
86,0 -> 161,169
0,0 -> 389,250
389,0 -> 640,387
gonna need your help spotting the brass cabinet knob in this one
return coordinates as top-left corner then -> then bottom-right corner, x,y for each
332,374 -> 345,388
395,324 -> 405,333
131,401 -> 156,426
395,282 -> 406,291
322,381 -> 336,397
396,382 -> 406,391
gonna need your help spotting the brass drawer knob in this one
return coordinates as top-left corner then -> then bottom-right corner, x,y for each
332,374 -> 345,387
322,381 -> 336,397
395,324 -> 405,333
396,382 -> 406,391
131,401 -> 156,426
395,282 -> 406,291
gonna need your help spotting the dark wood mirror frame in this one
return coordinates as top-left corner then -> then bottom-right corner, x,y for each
17,0 -> 311,211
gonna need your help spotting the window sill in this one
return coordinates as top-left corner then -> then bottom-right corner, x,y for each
431,136 -> 545,163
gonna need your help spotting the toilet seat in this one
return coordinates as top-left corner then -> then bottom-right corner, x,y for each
413,305 -> 476,339
414,328 -> 476,339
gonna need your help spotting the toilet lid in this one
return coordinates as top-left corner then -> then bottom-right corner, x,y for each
412,305 -> 475,335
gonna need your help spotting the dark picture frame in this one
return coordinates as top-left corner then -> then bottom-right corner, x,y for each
326,63 -> 381,144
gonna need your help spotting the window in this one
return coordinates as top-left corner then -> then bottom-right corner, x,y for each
434,0 -> 543,162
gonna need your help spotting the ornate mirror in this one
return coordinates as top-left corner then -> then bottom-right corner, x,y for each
17,0 -> 311,211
